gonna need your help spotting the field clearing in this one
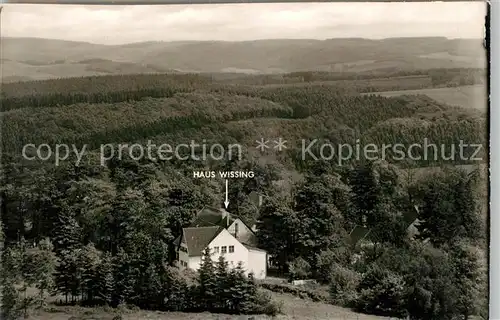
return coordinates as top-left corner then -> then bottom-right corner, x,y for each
363,85 -> 487,110
23,285 -> 388,320
257,75 -> 432,91
26,291 -> 387,320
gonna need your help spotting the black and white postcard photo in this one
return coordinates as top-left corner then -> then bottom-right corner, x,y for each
0,2 -> 490,320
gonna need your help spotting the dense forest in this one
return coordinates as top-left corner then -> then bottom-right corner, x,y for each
0,68 -> 488,319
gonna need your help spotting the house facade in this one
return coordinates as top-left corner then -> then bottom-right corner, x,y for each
174,207 -> 267,279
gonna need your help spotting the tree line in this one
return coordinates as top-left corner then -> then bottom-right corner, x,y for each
256,161 -> 487,320
1,68 -> 485,111
0,71 -> 488,319
1,239 -> 280,319
1,153 -> 286,319
1,146 -> 488,319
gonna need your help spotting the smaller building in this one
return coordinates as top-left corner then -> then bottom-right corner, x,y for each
173,207 -> 267,279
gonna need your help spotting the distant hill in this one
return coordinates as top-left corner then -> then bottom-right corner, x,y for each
1,37 -> 486,82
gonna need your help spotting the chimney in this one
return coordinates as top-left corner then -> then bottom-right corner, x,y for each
220,208 -> 229,227
220,208 -> 228,219
235,222 -> 239,239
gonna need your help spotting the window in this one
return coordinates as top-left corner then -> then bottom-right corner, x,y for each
221,246 -> 227,254
229,245 -> 234,253
213,246 -> 219,254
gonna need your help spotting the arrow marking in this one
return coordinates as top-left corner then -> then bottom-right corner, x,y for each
224,179 -> 229,209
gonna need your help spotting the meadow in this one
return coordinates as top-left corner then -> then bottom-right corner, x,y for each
27,291 -> 389,320
364,84 -> 487,110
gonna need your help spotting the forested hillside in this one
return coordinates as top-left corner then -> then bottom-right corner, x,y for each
2,37 -> 486,81
1,69 -> 487,165
0,68 -> 488,320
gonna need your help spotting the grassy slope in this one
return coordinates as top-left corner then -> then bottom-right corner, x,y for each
256,75 -> 433,91
363,84 -> 487,110
28,291 -> 388,320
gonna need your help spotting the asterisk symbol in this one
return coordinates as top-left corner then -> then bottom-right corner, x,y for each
255,138 -> 270,152
273,138 -> 288,151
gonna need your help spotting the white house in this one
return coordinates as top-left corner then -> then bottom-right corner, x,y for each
173,207 -> 267,279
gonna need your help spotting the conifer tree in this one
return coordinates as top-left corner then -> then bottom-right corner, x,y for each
79,243 -> 101,303
30,238 -> 57,308
112,249 -> 135,306
55,250 -> 75,304
163,266 -> 190,311
16,239 -> 37,318
96,252 -> 114,306
198,248 -> 216,310
1,246 -> 22,320
214,255 -> 229,311
53,207 -> 82,253
228,262 -> 249,313
136,264 -> 163,309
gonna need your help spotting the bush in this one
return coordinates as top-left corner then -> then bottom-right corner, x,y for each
259,282 -> 329,302
242,290 -> 283,316
288,257 -> 311,281
328,263 -> 361,306
315,248 -> 351,284
354,265 -> 408,318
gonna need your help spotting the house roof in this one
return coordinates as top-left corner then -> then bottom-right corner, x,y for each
189,207 -> 235,228
191,207 -> 258,236
243,244 -> 267,253
182,226 -> 224,257
174,207 -> 262,256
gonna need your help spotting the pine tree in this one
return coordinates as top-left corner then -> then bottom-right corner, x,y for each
54,250 -> 75,304
31,238 -> 57,308
228,262 -> 248,313
146,264 -> 164,309
198,248 -> 216,311
214,255 -> 229,311
112,249 -> 135,306
1,246 -> 22,320
96,252 -> 114,306
79,243 -> 101,303
163,266 -> 189,311
16,239 -> 37,318
1,280 -> 22,320
53,208 -> 82,253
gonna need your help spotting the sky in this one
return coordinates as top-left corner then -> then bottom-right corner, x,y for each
1,2 -> 487,45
